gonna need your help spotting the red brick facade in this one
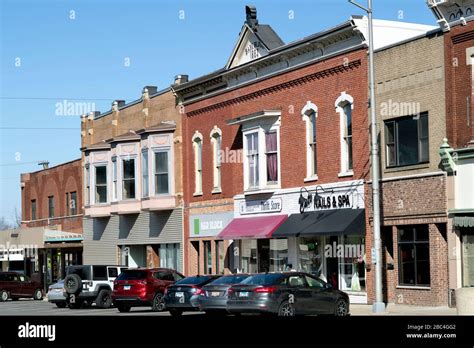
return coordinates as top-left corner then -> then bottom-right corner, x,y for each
21,159 -> 83,234
444,20 -> 474,148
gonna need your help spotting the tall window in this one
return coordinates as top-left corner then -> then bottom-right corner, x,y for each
159,243 -> 180,271
70,191 -> 77,215
309,111 -> 317,176
398,225 -> 430,286
122,158 -> 136,199
154,151 -> 169,195
48,196 -> 55,218
85,164 -> 90,205
31,199 -> 36,220
246,132 -> 259,188
95,165 -> 107,203
211,127 -> 222,192
193,132 -> 203,195
335,93 -> 354,175
141,151 -> 149,197
385,113 -> 429,167
112,157 -> 117,201
342,103 -> 353,171
265,132 -> 278,182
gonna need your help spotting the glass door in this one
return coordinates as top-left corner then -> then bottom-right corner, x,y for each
462,229 -> 474,287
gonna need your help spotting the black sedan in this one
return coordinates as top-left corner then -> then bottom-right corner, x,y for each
164,275 -> 220,316
226,272 -> 350,316
197,274 -> 250,315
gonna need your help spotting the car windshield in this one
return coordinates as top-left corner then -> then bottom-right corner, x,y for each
175,276 -> 214,285
67,266 -> 92,280
209,275 -> 249,285
241,274 -> 285,285
116,270 -> 148,280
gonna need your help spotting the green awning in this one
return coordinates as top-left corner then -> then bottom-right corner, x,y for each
454,216 -> 474,228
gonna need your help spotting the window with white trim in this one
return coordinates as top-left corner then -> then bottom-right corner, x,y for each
335,92 -> 354,176
301,102 -> 318,179
154,150 -> 169,195
246,132 -> 259,189
210,126 -> 222,192
141,151 -> 149,197
112,157 -> 118,201
95,165 -> 107,203
192,132 -> 203,195
84,164 -> 90,205
122,158 -> 136,199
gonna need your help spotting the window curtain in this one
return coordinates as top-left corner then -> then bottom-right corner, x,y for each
266,132 -> 278,182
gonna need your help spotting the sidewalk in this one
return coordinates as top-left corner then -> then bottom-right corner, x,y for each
350,303 -> 457,316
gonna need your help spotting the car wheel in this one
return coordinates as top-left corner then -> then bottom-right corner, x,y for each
278,300 -> 296,317
33,289 -> 43,300
117,305 -> 131,313
96,289 -> 112,309
55,302 -> 67,308
169,309 -> 183,317
0,290 -> 9,302
64,274 -> 82,295
334,298 -> 349,316
152,293 -> 165,312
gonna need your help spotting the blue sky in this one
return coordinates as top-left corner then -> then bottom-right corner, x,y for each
0,0 -> 437,224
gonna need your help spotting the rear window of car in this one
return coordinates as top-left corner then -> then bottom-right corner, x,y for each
175,276 -> 214,285
116,270 -> 148,280
209,275 -> 249,285
93,266 -> 108,280
241,274 -> 285,285
67,266 -> 92,280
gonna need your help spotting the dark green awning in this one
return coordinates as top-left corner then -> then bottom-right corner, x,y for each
454,215 -> 474,228
272,209 -> 366,237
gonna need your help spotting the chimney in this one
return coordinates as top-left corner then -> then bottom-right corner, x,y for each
38,161 -> 49,169
143,86 -> 158,95
174,75 -> 189,85
246,5 -> 258,29
113,100 -> 126,109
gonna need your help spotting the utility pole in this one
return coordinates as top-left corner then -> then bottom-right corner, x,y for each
348,0 -> 385,313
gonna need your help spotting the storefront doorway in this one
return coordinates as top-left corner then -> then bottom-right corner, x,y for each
461,228 -> 474,287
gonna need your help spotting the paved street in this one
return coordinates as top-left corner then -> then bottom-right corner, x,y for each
0,299 -> 458,316
0,299 -> 201,316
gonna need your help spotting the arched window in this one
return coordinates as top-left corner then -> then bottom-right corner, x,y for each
192,131 -> 203,195
210,126 -> 222,193
335,92 -> 354,176
301,101 -> 318,180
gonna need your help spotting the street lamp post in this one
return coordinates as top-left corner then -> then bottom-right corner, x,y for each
348,0 -> 385,313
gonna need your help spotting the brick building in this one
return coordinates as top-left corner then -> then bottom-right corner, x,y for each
81,83 -> 186,272
175,5 -> 433,303
433,0 -> 474,305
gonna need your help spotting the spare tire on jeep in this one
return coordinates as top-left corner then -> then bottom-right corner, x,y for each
64,274 -> 82,294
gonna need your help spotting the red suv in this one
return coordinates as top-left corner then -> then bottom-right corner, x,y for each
0,272 -> 43,301
112,268 -> 184,312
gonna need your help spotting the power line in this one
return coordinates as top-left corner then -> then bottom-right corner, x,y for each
0,96 -> 133,101
0,161 -> 45,167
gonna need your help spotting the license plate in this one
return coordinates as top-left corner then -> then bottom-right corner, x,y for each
124,285 -> 131,290
175,292 -> 184,297
211,291 -> 220,297
239,291 -> 249,297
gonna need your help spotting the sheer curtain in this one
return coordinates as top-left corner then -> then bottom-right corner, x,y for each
266,132 -> 278,182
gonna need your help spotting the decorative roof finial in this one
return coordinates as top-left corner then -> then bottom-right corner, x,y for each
245,5 -> 258,28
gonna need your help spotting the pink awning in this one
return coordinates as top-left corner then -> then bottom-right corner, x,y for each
217,215 -> 288,240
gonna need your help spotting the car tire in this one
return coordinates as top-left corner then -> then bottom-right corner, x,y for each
169,309 -> 183,317
277,300 -> 296,317
0,290 -> 9,302
117,305 -> 131,313
33,289 -> 43,300
55,302 -> 67,308
334,298 -> 349,316
96,289 -> 112,309
64,274 -> 82,295
152,293 -> 165,312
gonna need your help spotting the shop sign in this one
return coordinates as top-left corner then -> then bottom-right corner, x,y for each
190,212 -> 234,238
299,188 -> 357,213
239,198 -> 282,215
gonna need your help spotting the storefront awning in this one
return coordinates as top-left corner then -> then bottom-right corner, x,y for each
454,215 -> 474,228
217,215 -> 288,240
272,209 -> 365,237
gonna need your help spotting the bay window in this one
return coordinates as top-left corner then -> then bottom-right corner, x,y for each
142,151 -> 149,198
122,158 -> 136,199
112,157 -> 117,201
95,165 -> 107,203
85,164 -> 90,205
246,132 -> 259,189
154,151 -> 169,195
265,131 -> 278,182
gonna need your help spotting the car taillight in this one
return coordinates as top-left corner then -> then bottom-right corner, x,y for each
227,288 -> 234,295
194,288 -> 204,296
255,286 -> 277,293
164,287 -> 169,295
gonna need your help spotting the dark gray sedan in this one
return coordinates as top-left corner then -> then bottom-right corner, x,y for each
226,272 -> 350,316
196,274 -> 250,314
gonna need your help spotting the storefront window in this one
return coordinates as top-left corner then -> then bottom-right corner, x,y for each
338,235 -> 365,292
240,239 -> 258,273
159,243 -> 180,271
398,225 -> 430,287
462,229 -> 474,287
216,240 -> 225,274
298,237 -> 324,276
269,239 -> 288,271
203,241 -> 212,274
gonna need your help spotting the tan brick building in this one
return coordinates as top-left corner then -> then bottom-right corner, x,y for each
81,84 -> 186,272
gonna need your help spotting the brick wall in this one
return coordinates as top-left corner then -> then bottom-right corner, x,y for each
444,21 -> 474,148
21,159 -> 83,233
